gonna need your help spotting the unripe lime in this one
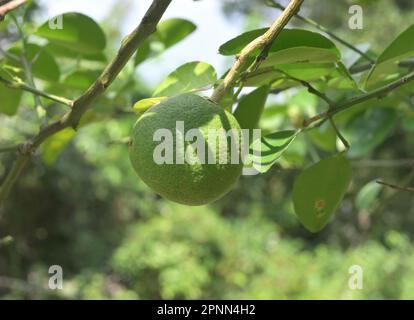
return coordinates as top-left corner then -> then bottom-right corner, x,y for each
129,93 -> 244,206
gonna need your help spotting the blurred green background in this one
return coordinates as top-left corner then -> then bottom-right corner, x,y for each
1,0 -> 414,299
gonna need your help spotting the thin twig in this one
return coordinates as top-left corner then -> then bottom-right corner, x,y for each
210,0 -> 304,103
0,0 -> 26,20
0,73 -> 69,106
350,59 -> 414,74
267,0 -> 374,64
10,13 -> 46,120
377,181 -> 414,193
0,76 -> 73,106
284,73 -> 350,149
303,70 -> 414,127
0,0 -> 173,205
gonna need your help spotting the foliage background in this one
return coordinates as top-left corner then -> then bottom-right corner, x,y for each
1,0 -> 414,299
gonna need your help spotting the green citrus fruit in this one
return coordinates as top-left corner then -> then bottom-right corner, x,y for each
129,93 -> 244,206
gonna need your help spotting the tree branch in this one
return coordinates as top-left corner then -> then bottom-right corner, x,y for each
0,76 -> 74,106
350,59 -> 414,74
283,73 -> 350,148
0,0 -> 173,205
0,0 -> 26,21
210,0 -> 304,103
303,70 -> 414,127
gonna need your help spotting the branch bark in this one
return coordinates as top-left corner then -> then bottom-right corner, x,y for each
210,0 -> 304,103
0,0 -> 26,21
0,0 -> 173,205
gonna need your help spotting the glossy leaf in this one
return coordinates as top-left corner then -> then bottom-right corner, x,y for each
250,130 -> 297,173
153,61 -> 216,97
293,155 -> 352,232
35,12 -> 106,54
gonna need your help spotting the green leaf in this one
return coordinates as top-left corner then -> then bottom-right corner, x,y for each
44,43 -> 107,62
331,62 -> 358,89
42,128 -> 75,165
35,12 -> 106,54
307,122 -> 337,152
401,108 -> 414,132
0,85 -> 23,116
63,70 -> 101,90
234,85 -> 269,139
153,61 -> 217,97
220,28 -> 340,65
133,97 -> 167,114
250,130 -> 297,173
219,28 -> 266,55
355,180 -> 383,210
241,63 -> 339,89
156,18 -> 196,48
277,62 -> 336,81
135,18 -> 196,66
367,25 -> 414,87
8,43 -> 60,82
293,155 -> 352,233
343,107 -> 398,157
135,41 -> 152,66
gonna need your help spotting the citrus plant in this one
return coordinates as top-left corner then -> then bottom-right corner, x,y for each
1,0 -> 414,232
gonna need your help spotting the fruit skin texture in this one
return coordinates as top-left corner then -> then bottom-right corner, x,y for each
129,93 -> 244,206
